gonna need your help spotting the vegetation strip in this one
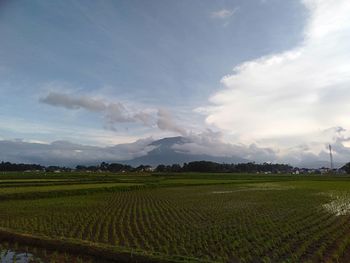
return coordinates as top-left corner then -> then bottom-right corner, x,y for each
0,184 -> 144,201
0,228 -> 204,263
2,173 -> 350,262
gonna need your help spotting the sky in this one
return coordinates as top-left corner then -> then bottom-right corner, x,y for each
0,0 -> 349,166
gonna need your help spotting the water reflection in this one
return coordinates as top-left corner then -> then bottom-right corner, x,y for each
0,248 -> 43,263
0,242 -> 106,263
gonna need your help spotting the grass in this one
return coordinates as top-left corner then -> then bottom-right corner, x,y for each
1,172 -> 350,262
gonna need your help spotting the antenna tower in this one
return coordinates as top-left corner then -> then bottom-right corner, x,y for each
329,144 -> 334,170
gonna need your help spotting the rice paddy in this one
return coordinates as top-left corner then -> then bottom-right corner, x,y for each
1,172 -> 350,262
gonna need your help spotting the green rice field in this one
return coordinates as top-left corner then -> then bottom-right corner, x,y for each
1,172 -> 350,262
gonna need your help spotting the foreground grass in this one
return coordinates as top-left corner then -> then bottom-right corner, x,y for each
1,172 -> 350,262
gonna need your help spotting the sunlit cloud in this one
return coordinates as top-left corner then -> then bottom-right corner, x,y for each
201,0 -> 350,162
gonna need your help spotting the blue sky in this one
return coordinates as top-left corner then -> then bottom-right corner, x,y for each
1,0 -> 350,166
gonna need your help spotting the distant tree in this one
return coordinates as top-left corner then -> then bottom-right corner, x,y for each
45,166 -> 62,172
75,165 -> 87,171
155,164 -> 166,172
100,162 -> 109,171
108,163 -> 129,172
135,165 -> 153,172
342,162 -> 350,174
183,161 -> 220,172
170,164 -> 182,172
0,161 -> 44,172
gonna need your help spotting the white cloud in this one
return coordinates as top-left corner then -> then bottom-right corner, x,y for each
211,8 -> 237,19
201,0 -> 350,162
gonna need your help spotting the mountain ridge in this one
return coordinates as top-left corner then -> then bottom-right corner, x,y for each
123,136 -> 247,166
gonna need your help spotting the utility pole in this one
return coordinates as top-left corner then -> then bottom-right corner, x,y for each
329,144 -> 334,171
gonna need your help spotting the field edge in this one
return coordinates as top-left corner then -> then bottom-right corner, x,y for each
0,227 -> 208,263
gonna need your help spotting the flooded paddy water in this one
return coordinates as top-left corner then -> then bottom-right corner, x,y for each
0,249 -> 39,263
0,244 -> 44,263
0,241 -> 111,263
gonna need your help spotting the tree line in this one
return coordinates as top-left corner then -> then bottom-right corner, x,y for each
2,160 -> 350,174
77,161 -> 294,173
0,161 -> 45,172
155,161 -> 293,173
0,160 -> 295,173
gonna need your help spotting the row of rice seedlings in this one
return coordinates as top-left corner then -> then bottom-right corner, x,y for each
1,185 -> 350,262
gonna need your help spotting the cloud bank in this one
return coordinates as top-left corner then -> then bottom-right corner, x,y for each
172,130 -> 276,163
40,92 -> 185,134
0,133 -> 277,167
201,0 -> 350,161
0,130 -> 345,167
40,92 -> 152,130
0,138 -> 155,167
157,109 -> 187,136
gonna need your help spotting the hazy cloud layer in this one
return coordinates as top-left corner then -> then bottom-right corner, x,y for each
0,138 -> 155,167
0,129 -> 348,167
40,92 -> 152,129
157,109 -> 187,136
41,92 -> 186,135
172,130 -> 276,163
201,0 -> 350,159
0,134 -> 276,167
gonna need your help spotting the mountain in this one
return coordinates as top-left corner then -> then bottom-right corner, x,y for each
124,136 -> 247,166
